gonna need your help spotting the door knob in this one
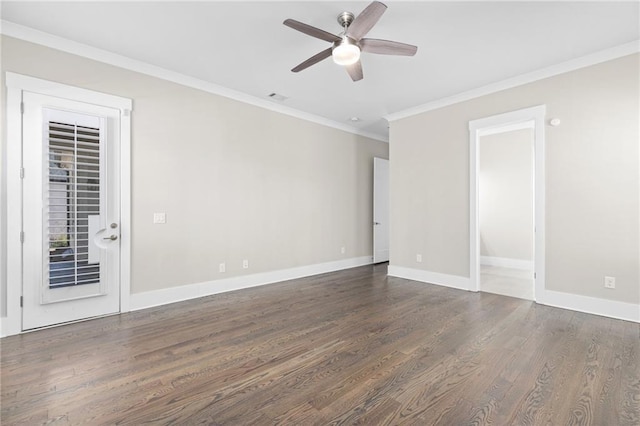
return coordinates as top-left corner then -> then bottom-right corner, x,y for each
374,222 -> 381,225
103,234 -> 118,241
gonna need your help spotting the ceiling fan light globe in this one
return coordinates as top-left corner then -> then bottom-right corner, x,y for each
332,43 -> 361,66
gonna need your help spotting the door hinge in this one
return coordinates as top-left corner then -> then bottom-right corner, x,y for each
20,231 -> 24,243
20,167 -> 25,179
20,296 -> 23,308
534,272 -> 537,279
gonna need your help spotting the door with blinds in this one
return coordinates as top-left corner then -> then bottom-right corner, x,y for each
22,92 -> 121,330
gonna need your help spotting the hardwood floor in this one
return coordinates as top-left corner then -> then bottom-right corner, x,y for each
2,264 -> 639,425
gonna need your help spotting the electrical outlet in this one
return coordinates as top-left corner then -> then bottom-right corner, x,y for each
153,212 -> 166,224
604,276 -> 616,289
219,263 -> 225,273
341,247 -> 346,254
243,259 -> 249,269
416,254 -> 422,263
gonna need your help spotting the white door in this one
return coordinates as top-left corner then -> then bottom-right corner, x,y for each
22,92 -> 121,330
373,157 -> 390,263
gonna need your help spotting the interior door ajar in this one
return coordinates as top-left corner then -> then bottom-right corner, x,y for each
21,92 -> 122,330
373,157 -> 390,263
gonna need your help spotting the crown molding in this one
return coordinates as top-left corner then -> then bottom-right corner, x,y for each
0,20 -> 388,143
385,39 -> 640,122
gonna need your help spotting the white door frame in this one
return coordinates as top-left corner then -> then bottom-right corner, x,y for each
3,73 -> 132,336
468,105 -> 546,301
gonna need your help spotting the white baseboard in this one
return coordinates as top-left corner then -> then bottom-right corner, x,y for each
481,256 -> 533,271
6,258 -> 636,337
540,289 -> 640,323
387,265 -> 470,291
129,256 -> 373,311
387,265 -> 639,324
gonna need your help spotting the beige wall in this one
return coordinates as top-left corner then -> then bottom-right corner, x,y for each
480,129 -> 533,261
390,53 -> 639,304
0,36 -> 388,305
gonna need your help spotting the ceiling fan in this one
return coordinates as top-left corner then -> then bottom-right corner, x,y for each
283,1 -> 417,82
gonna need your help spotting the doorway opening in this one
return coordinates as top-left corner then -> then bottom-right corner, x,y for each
479,126 -> 534,300
469,105 -> 546,301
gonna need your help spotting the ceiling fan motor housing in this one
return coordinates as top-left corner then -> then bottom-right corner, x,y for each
333,36 -> 360,51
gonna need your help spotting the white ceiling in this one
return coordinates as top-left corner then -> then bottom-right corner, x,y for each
2,1 -> 639,140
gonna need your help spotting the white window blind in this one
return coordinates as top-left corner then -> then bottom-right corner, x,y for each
47,121 -> 101,288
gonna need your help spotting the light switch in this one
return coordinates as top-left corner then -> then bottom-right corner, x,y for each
153,212 -> 166,224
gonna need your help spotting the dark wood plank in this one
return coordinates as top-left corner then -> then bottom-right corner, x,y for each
1,264 -> 638,425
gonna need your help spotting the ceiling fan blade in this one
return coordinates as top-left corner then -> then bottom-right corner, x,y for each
346,1 -> 387,41
283,19 -> 341,43
345,60 -> 363,82
291,48 -> 333,73
360,38 -> 418,56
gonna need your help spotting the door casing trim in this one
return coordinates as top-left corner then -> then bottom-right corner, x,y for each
468,105 -> 546,301
3,72 -> 132,336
